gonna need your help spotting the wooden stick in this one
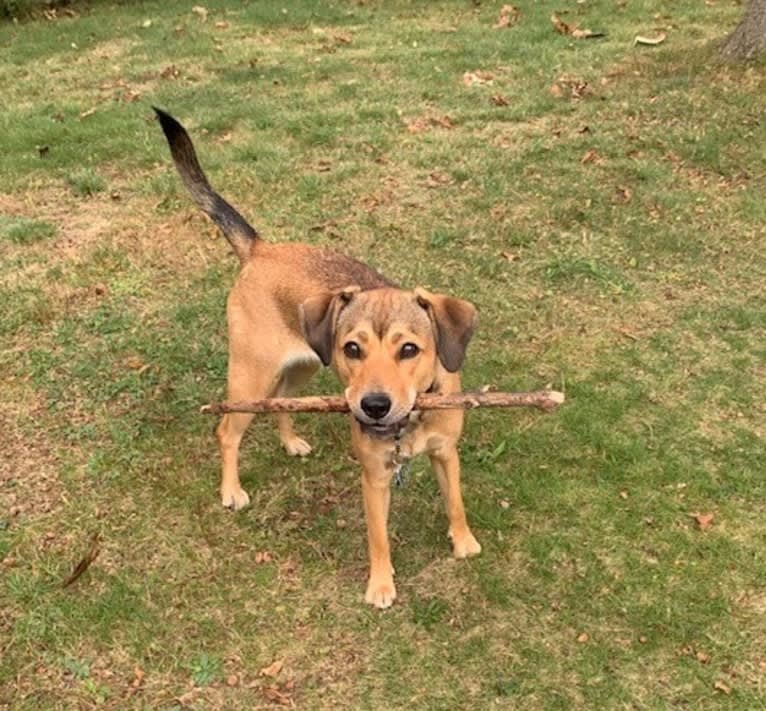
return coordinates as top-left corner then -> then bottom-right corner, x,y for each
200,390 -> 565,416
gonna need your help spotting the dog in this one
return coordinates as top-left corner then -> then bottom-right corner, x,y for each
155,108 -> 481,608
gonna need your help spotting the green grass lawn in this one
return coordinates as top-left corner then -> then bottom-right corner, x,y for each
2,0 -> 765,707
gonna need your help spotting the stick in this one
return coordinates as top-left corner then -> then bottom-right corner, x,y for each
200,390 -> 565,416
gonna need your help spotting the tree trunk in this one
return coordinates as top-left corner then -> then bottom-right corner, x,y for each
721,0 -> 766,61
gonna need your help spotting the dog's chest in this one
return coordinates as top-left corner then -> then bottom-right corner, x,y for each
394,412 -> 442,460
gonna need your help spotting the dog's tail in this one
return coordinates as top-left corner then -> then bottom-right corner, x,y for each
153,107 -> 258,263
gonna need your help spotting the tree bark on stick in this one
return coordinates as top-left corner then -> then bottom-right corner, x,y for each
201,390 -> 565,416
721,0 -> 766,61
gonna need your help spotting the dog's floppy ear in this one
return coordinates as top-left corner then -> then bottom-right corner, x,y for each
300,286 -> 360,366
415,287 -> 477,372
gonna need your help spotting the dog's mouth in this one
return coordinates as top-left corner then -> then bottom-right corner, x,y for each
356,417 -> 409,440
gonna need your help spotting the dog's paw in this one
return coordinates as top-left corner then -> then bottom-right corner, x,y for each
282,436 -> 312,457
449,528 -> 482,559
365,577 -> 397,609
221,487 -> 251,511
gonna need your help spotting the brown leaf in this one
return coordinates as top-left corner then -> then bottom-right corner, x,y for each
571,28 -> 605,39
580,149 -> 603,165
226,673 -> 239,687
62,532 -> 101,588
262,684 -> 294,706
259,659 -> 284,678
577,632 -> 589,643
551,12 -> 571,34
613,186 -> 632,204
691,512 -> 715,530
494,4 -> 521,28
255,551 -> 273,564
634,32 -> 667,46
191,5 -> 208,21
714,680 -> 732,695
131,667 -> 145,689
500,251 -> 518,263
696,651 -> 711,664
551,12 -> 604,39
160,65 -> 180,79
491,94 -> 509,106
431,114 -> 454,129
124,355 -> 146,370
426,171 -> 453,188
463,70 -> 494,86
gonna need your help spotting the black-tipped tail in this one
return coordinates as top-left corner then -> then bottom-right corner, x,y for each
153,107 -> 258,262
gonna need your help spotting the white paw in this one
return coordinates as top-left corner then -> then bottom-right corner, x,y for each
283,437 -> 312,457
221,487 -> 250,511
365,578 -> 397,609
449,528 -> 482,559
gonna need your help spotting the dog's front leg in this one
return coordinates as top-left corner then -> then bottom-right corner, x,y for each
430,446 -> 481,559
361,466 -> 396,608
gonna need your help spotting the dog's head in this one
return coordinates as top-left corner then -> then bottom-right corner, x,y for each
300,287 -> 477,437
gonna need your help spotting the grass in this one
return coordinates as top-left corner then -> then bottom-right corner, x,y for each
1,0 -> 766,707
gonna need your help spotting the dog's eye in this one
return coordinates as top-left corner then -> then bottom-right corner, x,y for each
399,343 -> 420,360
343,341 -> 362,359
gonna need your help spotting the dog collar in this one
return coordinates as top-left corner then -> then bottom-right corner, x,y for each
391,380 -> 439,487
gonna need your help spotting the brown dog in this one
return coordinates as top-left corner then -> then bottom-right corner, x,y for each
155,109 -> 481,607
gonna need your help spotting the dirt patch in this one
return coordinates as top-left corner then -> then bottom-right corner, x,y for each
0,385 -> 63,523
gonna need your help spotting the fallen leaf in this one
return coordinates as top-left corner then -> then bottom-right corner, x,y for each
571,28 -> 605,39
500,251 -> 518,263
551,12 -> 571,34
333,32 -> 353,44
406,117 -> 430,134
160,65 -> 180,79
131,667 -> 145,688
191,5 -> 208,21
634,32 -> 667,46
463,70 -> 494,86
696,651 -> 711,664
619,490 -> 629,499
254,551 -> 273,564
431,114 -> 454,129
62,532 -> 101,588
494,4 -> 521,28
690,512 -> 715,530
491,94 -> 509,106
577,632 -> 589,643
262,684 -> 293,706
580,149 -> 603,165
714,680 -> 731,695
259,659 -> 284,678
426,171 -> 453,188
613,186 -> 632,204
551,12 -> 604,39
226,673 -> 239,687
124,355 -> 145,370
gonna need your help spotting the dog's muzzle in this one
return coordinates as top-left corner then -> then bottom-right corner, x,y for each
355,391 -> 410,439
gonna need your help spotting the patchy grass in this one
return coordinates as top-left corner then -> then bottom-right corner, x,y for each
2,0 -> 766,708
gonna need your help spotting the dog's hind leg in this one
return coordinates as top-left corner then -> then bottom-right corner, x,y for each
275,354 -> 321,457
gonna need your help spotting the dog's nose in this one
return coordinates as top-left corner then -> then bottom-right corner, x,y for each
360,393 -> 392,420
